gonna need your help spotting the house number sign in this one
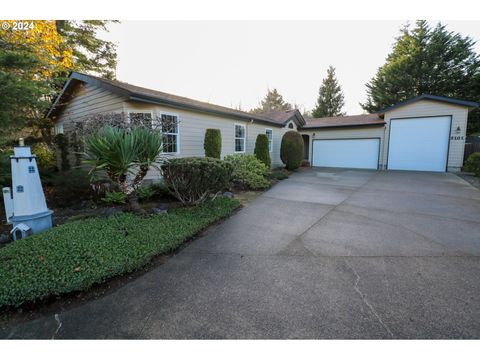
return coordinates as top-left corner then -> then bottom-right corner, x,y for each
450,136 -> 464,140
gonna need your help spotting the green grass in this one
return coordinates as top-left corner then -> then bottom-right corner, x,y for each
0,197 -> 240,308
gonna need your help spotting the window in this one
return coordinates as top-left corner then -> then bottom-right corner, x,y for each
54,122 -> 64,135
161,113 -> 179,153
235,124 -> 246,153
16,185 -> 24,193
265,129 -> 273,152
28,166 -> 35,174
128,111 -> 153,129
288,123 -> 294,129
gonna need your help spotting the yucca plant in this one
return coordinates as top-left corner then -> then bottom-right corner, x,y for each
84,126 -> 163,212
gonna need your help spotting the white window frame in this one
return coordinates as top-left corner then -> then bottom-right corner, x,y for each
265,128 -> 273,152
54,122 -> 64,135
160,111 -> 180,154
127,110 -> 154,128
234,123 -> 246,153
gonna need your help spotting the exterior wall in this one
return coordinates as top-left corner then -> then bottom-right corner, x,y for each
53,82 -> 126,134
124,101 -> 289,179
300,126 -> 386,168
383,100 -> 468,171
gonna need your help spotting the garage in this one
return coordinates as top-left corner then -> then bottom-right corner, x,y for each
387,116 -> 451,172
312,138 -> 380,169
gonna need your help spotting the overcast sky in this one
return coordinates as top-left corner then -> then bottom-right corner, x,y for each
99,21 -> 480,115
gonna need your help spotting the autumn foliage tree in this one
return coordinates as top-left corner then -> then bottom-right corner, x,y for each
0,20 -> 118,144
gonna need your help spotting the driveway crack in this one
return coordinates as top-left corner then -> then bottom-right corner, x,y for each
344,260 -> 394,338
52,313 -> 62,339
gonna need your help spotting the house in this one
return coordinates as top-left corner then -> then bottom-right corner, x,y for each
47,72 -> 479,176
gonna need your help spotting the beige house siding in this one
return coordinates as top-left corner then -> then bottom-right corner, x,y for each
124,101 -> 288,179
300,126 -> 386,168
54,82 -> 126,133
383,100 -> 468,171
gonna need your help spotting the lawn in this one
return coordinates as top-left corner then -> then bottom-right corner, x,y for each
0,197 -> 240,308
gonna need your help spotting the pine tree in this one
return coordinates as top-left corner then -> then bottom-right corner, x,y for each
361,20 -> 480,133
311,66 -> 346,118
250,88 -> 293,113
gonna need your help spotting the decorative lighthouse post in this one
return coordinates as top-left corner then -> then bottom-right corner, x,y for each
2,138 -> 53,240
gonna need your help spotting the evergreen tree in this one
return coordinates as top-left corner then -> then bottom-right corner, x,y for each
250,88 -> 292,113
312,66 -> 346,118
362,20 -> 480,134
0,36 -> 54,143
56,20 -> 118,79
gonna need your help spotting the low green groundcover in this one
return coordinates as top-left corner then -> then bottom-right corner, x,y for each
0,197 -> 240,308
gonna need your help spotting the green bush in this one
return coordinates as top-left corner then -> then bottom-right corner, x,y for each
46,169 -> 94,206
161,157 -> 233,205
0,197 -> 240,308
280,131 -> 303,170
204,128 -> 222,159
269,169 -> 289,181
150,181 -> 173,199
32,142 -> 57,173
224,154 -> 271,190
101,191 -> 127,204
55,134 -> 70,171
0,149 -> 13,187
464,152 -> 480,176
137,185 -> 156,201
254,134 -> 271,168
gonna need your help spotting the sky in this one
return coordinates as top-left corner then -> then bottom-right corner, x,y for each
99,21 -> 480,115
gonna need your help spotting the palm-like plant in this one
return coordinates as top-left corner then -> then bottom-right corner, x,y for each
84,126 -> 163,212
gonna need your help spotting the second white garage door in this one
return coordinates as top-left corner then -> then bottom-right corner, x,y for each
312,138 -> 380,169
387,116 -> 451,172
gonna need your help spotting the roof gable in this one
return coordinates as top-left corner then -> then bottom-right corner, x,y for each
377,94 -> 479,115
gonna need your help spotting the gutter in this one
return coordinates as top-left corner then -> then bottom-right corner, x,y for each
300,123 -> 386,131
129,94 -> 285,127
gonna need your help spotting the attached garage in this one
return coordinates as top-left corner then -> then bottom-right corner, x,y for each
301,95 -> 479,173
312,138 -> 380,169
387,116 -> 451,172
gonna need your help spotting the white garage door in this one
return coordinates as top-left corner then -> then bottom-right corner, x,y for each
388,116 -> 451,172
312,139 -> 380,169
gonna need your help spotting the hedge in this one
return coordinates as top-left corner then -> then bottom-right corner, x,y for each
254,134 -> 271,168
0,197 -> 240,308
161,157 -> 233,205
280,131 -> 304,170
204,128 -> 222,159
224,154 -> 271,190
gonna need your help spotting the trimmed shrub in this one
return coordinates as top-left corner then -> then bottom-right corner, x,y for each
464,152 -> 480,176
280,131 -> 303,170
254,134 -> 271,168
0,197 -> 240,308
101,191 -> 127,204
161,157 -> 233,205
32,142 -> 57,173
55,134 -> 70,171
224,154 -> 271,190
204,128 -> 222,159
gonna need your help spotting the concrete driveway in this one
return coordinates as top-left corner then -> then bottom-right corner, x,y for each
2,168 -> 480,339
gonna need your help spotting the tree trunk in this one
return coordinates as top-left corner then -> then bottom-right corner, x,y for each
126,191 -> 144,214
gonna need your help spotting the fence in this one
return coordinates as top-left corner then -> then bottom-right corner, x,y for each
464,142 -> 480,162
